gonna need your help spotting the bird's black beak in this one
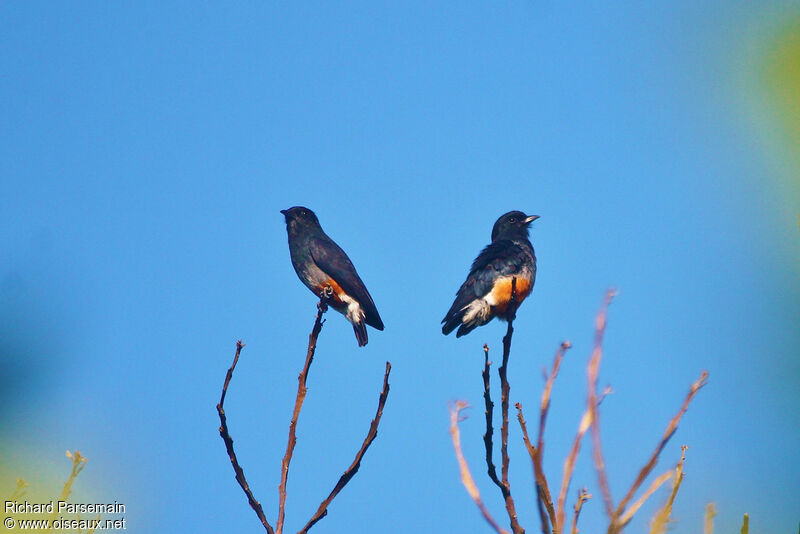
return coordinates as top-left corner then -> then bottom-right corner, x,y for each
524,215 -> 540,224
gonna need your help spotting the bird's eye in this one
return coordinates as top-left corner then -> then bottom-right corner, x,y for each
509,217 -> 516,223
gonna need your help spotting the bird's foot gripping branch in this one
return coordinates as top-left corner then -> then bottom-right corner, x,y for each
217,300 -> 392,534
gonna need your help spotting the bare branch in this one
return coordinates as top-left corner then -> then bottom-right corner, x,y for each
704,503 -> 717,534
299,362 -> 392,533
450,401 -> 511,534
276,300 -> 328,534
524,340 -> 569,534
570,489 -> 591,534
614,371 -> 708,519
588,289 -> 617,519
516,403 -> 556,533
498,277 -> 525,534
740,513 -> 749,534
539,342 -> 572,463
618,470 -> 673,527
217,340 -> 275,534
58,450 -> 87,506
483,343 -> 503,491
557,403 -> 592,532
650,446 -> 688,534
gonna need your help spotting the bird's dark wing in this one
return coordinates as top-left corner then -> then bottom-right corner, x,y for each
309,234 -> 384,330
442,240 -> 525,330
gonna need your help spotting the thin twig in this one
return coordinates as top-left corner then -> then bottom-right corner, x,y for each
483,343 -> 503,491
527,341 -> 570,534
704,503 -> 716,534
517,403 -> 556,533
614,371 -> 708,520
740,513 -> 749,534
539,342 -> 572,465
450,401 -> 511,534
59,451 -> 87,505
532,341 -> 568,534
570,489 -> 591,534
276,300 -> 328,534
650,446 -> 688,534
299,362 -> 392,533
535,482 -> 550,534
49,450 -> 89,525
498,277 -> 525,534
535,481 -> 549,534
588,289 -> 617,520
618,470 -> 673,527
557,403 -> 592,532
217,340 -> 275,534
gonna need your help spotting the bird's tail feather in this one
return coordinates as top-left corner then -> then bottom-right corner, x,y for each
353,320 -> 368,347
456,322 -> 480,338
441,312 -> 464,336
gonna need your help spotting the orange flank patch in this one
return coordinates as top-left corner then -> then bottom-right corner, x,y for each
488,276 -> 532,315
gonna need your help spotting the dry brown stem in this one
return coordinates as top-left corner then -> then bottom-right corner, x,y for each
497,277 -> 525,534
299,362 -> 392,533
516,403 -> 557,533
614,372 -> 708,522
557,403 -> 592,532
458,287 -> 709,534
618,470 -> 673,527
276,300 -> 328,534
539,342 -> 572,463
704,503 -> 717,534
570,489 -> 591,534
219,299 -> 390,533
450,401 -> 511,534
588,289 -> 617,520
650,446 -> 688,534
217,340 -> 275,534
483,343 -> 503,491
531,341 -> 571,534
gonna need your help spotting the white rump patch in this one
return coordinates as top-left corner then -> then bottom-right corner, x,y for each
340,293 -> 365,324
461,299 -> 491,327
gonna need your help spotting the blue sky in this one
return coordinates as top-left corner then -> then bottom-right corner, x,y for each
1,2 -> 798,533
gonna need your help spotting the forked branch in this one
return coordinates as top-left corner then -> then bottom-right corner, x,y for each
457,287 -> 708,534
219,298 -> 390,533
480,279 -> 525,534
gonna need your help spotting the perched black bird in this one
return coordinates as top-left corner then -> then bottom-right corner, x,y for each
442,210 -> 539,337
281,206 -> 384,347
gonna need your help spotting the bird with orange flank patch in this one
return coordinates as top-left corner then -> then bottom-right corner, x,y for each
442,211 -> 539,337
282,206 -> 384,347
